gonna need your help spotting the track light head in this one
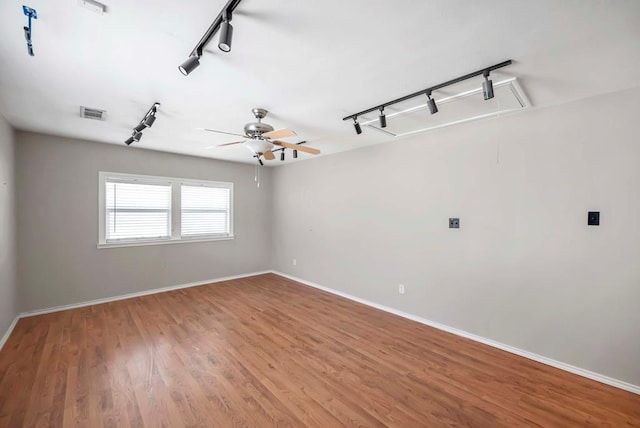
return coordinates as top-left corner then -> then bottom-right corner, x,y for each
144,114 -> 156,128
483,71 -> 494,100
179,55 -> 200,76
426,92 -> 438,115
379,107 -> 387,128
124,137 -> 134,146
293,149 -> 298,159
133,131 -> 143,142
258,157 -> 264,166
218,17 -> 233,52
133,122 -> 147,133
353,117 -> 362,135
280,150 -> 285,161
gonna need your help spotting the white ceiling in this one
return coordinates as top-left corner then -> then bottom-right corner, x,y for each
0,0 -> 639,165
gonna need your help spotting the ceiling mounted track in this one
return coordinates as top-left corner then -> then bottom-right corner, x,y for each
343,60 -> 513,134
178,0 -> 243,76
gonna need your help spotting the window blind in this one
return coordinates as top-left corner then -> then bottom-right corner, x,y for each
181,185 -> 230,237
105,180 -> 171,241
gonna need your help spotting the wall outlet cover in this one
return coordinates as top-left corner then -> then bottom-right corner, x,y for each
449,218 -> 460,229
588,211 -> 600,226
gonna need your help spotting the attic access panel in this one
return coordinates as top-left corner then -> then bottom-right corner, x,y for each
359,78 -> 529,137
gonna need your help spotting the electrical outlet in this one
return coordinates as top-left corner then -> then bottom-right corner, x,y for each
588,211 -> 600,226
398,284 -> 405,295
292,258 -> 297,266
449,218 -> 460,229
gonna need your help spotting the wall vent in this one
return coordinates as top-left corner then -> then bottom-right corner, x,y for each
359,77 -> 530,137
80,106 -> 106,121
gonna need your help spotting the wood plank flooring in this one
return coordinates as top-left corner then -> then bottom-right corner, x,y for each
0,273 -> 638,427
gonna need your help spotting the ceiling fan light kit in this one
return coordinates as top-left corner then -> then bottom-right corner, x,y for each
344,60 -> 513,135
203,108 -> 321,165
179,0 -> 243,76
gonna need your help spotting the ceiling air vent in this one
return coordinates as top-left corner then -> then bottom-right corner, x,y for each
80,106 -> 106,121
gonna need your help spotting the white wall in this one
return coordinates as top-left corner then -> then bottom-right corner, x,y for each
0,114 -> 17,337
16,133 -> 273,311
271,87 -> 640,386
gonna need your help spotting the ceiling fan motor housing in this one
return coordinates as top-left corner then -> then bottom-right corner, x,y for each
244,121 -> 274,138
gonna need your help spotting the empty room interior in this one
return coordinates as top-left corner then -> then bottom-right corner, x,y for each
1,0 -> 640,426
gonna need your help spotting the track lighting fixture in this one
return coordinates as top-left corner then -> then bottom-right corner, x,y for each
218,12 -> 233,52
343,60 -> 512,132
426,91 -> 438,115
133,122 -> 147,133
483,71 -> 494,100
178,0 -> 243,76
179,55 -> 201,76
280,150 -> 285,161
258,157 -> 264,166
22,6 -> 37,57
379,107 -> 387,128
124,102 -> 160,146
353,118 -> 362,135
293,149 -> 298,159
144,114 -> 156,128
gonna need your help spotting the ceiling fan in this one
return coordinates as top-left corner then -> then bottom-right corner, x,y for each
203,108 -> 321,164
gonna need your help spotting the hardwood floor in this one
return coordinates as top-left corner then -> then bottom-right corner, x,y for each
0,273 -> 638,427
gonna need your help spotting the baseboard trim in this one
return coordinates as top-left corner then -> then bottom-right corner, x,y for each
0,315 -> 20,352
20,270 -> 272,318
271,270 -> 640,396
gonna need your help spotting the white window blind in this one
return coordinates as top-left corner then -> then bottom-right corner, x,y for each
99,172 -> 234,248
105,180 -> 171,242
181,185 -> 230,237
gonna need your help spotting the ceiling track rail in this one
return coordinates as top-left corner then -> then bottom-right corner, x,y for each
342,60 -> 513,121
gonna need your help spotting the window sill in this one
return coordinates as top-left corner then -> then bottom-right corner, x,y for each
97,235 -> 235,249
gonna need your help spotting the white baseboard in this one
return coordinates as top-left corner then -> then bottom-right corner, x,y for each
19,270 -> 271,318
0,315 -> 20,352
271,270 -> 640,396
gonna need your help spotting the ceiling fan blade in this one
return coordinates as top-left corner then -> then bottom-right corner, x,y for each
263,150 -> 275,160
272,141 -> 320,155
215,141 -> 245,147
201,128 -> 247,138
263,129 -> 297,139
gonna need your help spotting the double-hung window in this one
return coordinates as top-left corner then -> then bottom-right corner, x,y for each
98,172 -> 233,248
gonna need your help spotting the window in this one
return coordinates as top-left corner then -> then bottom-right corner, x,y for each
181,185 -> 231,237
98,172 -> 233,248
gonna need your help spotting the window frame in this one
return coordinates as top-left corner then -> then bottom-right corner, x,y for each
98,171 -> 234,249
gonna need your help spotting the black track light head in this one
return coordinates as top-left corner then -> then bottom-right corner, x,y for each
133,122 -> 147,133
280,150 -> 285,161
258,157 -> 264,166
144,114 -> 156,128
353,117 -> 362,135
133,131 -> 143,142
293,149 -> 298,159
426,92 -> 438,114
124,136 -> 134,146
483,71 -> 494,100
179,55 -> 200,76
379,107 -> 387,128
218,16 -> 233,52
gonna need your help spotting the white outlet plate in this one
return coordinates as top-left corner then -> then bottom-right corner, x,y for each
398,284 -> 405,294
292,258 -> 297,266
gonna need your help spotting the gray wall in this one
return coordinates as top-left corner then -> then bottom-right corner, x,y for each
16,133 -> 272,311
0,114 -> 17,337
271,87 -> 640,386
